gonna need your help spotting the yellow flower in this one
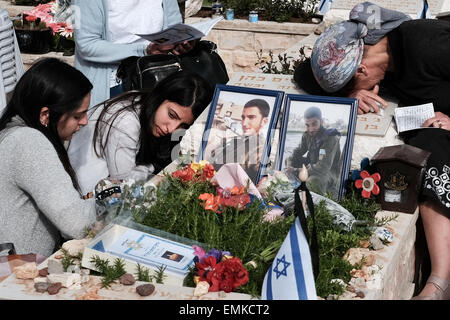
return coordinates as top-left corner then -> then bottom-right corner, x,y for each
190,162 -> 202,172
221,254 -> 233,261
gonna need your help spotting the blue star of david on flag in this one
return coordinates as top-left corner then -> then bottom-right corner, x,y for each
273,255 -> 291,279
261,217 -> 317,300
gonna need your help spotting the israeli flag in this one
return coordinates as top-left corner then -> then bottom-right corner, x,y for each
261,217 -> 317,300
418,0 -> 431,19
318,0 -> 333,15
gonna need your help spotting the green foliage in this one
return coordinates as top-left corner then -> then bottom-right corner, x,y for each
255,46 -> 308,75
132,173 -> 294,297
218,0 -> 319,23
59,248 -> 76,272
126,172 -> 391,299
90,255 -> 127,288
135,264 -> 167,284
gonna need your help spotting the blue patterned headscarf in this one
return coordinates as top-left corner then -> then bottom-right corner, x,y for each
311,2 -> 411,93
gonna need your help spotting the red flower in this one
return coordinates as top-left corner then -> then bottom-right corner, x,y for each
220,194 -> 251,210
355,170 -> 381,199
196,256 -> 217,282
202,163 -> 216,180
25,15 -> 37,22
172,166 -> 195,182
208,257 -> 249,293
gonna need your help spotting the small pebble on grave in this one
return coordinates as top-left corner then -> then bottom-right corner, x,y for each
13,262 -> 39,280
47,258 -> 64,274
136,283 -> 155,296
193,281 -> 210,297
47,272 -> 81,288
33,277 -> 48,284
47,282 -> 63,295
38,267 -> 49,277
119,273 -> 136,285
62,238 -> 90,257
34,282 -> 50,293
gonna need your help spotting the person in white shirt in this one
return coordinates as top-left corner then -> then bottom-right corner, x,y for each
73,0 -> 196,108
67,70 -> 213,196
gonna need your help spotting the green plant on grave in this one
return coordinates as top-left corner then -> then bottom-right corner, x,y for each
255,46 -> 308,75
305,191 -> 394,298
122,165 -> 395,299
90,256 -> 168,288
59,247 -> 83,272
135,263 -> 167,284
90,255 -> 127,288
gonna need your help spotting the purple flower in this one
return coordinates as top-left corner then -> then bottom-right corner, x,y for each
205,248 -> 231,263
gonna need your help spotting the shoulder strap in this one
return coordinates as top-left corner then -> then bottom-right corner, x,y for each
0,243 -> 16,255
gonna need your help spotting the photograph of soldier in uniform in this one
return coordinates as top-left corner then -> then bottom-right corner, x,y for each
278,97 -> 357,199
200,87 -> 283,184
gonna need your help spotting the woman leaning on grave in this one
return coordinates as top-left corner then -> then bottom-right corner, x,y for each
294,2 -> 450,300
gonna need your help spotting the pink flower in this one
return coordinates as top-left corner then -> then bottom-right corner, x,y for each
192,245 -> 206,261
355,170 -> 381,199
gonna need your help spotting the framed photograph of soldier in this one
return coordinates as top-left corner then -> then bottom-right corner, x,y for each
276,94 -> 358,200
198,84 -> 284,185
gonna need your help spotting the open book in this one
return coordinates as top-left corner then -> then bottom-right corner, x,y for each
137,16 -> 223,45
394,102 -> 435,133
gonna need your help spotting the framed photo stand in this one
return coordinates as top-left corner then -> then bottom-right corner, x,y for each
276,94 -> 358,200
198,84 -> 284,185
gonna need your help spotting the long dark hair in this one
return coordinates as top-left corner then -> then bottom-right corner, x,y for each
93,70 -> 213,170
0,58 -> 93,191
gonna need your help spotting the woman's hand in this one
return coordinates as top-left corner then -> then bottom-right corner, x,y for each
349,85 -> 388,115
146,39 -> 198,56
422,112 -> 450,130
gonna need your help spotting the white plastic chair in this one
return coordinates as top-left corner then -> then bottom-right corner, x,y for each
0,9 -> 24,115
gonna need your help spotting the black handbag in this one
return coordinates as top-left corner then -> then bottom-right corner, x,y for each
117,40 -> 229,92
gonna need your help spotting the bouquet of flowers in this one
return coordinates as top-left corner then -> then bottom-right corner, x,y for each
20,0 -> 74,54
124,161 -> 294,296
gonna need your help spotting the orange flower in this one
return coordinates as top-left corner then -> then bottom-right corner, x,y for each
229,186 -> 245,195
198,193 -> 221,212
172,166 -> 195,182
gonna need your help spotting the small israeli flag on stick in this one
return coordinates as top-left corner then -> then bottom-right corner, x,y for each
261,216 -> 317,300
318,0 -> 334,15
418,0 -> 431,19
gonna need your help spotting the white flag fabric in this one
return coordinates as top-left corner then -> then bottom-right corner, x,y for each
318,0 -> 333,15
418,0 -> 431,19
261,217 -> 317,300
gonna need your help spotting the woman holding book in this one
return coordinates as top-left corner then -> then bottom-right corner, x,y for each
73,0 -> 196,108
67,70 -> 213,197
294,2 -> 450,300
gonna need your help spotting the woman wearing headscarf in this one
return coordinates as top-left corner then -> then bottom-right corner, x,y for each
295,2 -> 450,300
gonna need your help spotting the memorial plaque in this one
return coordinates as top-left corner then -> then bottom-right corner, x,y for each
228,72 -> 305,94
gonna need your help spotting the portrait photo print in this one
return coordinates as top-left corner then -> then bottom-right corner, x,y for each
198,84 -> 284,185
276,94 -> 358,200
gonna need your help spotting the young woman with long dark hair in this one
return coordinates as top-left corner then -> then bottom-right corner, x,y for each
68,70 -> 213,195
0,58 -> 97,256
